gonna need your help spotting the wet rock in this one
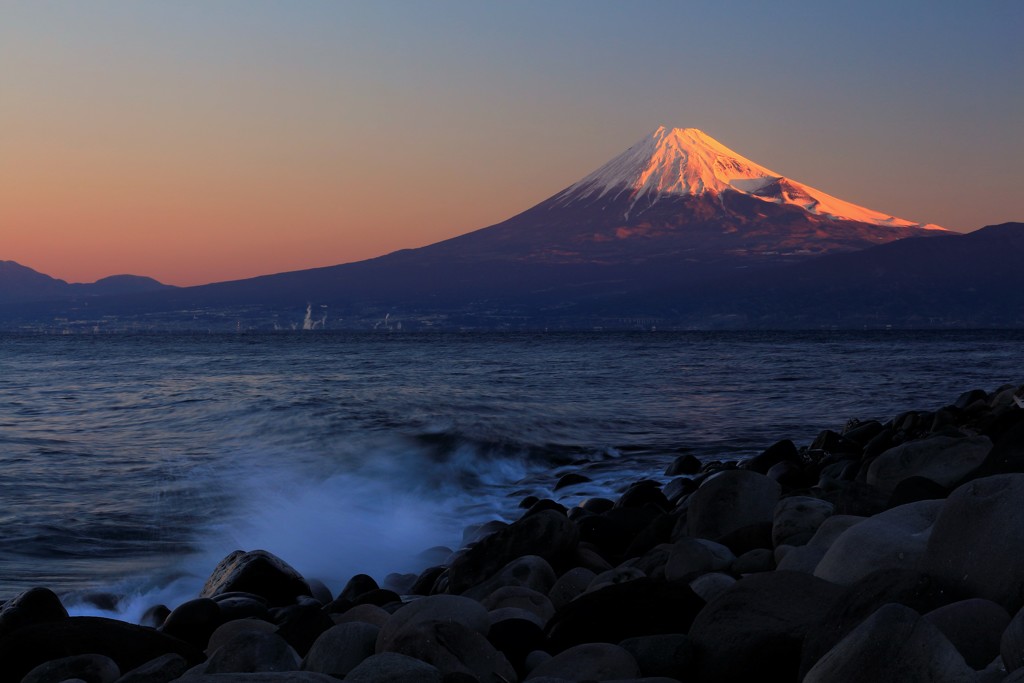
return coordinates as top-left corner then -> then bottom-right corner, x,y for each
525,643 -> 640,681
488,609 -> 547,675
274,602 -> 335,657
376,594 -> 490,651
924,598 -> 1009,670
616,480 -> 670,510
140,604 -> 171,628
578,498 -> 615,514
814,499 -> 941,585
338,574 -> 379,603
21,654 -> 119,683
0,587 -> 68,637
665,453 -> 701,476
800,569 -> 964,677
331,603 -> 391,628
378,618 -> 516,683
771,496 -> 834,547
1002,604 -> 1024,673
200,550 -> 312,607
803,603 -> 975,682
204,630 -> 301,674
925,474 -> 1024,611
448,510 -> 579,595
302,622 -> 379,677
408,565 -> 446,596
554,472 -> 591,490
689,571 -> 842,683
731,548 -> 774,574
463,555 -> 557,601
545,579 -> 704,653
0,616 -> 203,683
741,439 -> 799,475
215,596 -> 271,622
159,597 -> 222,650
344,652 -> 443,683
867,435 -> 991,494
685,470 -> 780,545
580,507 -> 660,561
115,653 -> 188,683
587,567 -> 646,593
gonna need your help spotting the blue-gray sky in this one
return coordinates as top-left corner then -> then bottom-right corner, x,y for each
3,0 -> 1021,285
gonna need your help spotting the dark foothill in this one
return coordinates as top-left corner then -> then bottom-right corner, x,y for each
0,616 -> 203,683
200,549 -> 312,607
0,587 -> 68,637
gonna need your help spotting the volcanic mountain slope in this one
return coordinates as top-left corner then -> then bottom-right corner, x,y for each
416,126 -> 947,266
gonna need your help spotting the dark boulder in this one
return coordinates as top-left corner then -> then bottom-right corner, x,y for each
275,602 -> 335,657
545,578 -> 704,653
377,619 -> 516,683
665,453 -> 701,476
200,550 -> 312,607
524,642 -> 640,681
741,439 -> 799,475
337,574 -> 379,603
618,634 -> 693,679
689,571 -> 842,683
115,653 -> 189,683
344,652 -> 443,683
302,622 -> 379,677
554,472 -> 591,490
203,630 -> 301,674
0,587 -> 68,637
21,653 -> 119,683
0,616 -> 203,682
159,597 -> 222,650
803,603 -> 975,682
924,598 -> 1009,670
685,470 -> 780,544
448,510 -> 579,595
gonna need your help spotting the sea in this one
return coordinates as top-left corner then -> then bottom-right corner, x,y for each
0,330 -> 1020,622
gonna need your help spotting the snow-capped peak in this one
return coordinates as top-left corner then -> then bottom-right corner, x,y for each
556,126 -> 944,230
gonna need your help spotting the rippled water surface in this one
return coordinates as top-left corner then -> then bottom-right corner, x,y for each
0,330 -> 1020,615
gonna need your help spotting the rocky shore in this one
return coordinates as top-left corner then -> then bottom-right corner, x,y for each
2,383 -> 1024,683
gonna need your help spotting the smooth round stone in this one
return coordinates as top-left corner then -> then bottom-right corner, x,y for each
376,594 -> 489,652
772,496 -> 834,547
686,470 -> 780,543
21,654 -> 120,683
586,566 -> 646,593
866,435 -> 991,494
0,587 -> 68,637
547,567 -> 596,609
302,622 -> 379,677
344,652 -> 442,683
115,653 -> 189,683
524,643 -> 640,681
481,586 -> 555,622
206,618 -> 277,656
200,549 -> 312,607
924,598 -> 1010,669
203,630 -> 301,674
688,572 -> 735,603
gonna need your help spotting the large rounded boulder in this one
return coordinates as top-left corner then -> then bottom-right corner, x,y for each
866,435 -> 991,494
200,549 -> 312,607
685,470 -> 780,548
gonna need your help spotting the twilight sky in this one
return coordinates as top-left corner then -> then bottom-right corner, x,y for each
3,1 -> 1022,286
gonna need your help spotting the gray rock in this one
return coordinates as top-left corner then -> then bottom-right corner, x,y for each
925,474 -> 1024,611
731,548 -> 774,574
22,654 -> 119,683
302,622 -> 378,677
375,594 -> 489,652
547,567 -> 596,609
687,572 -> 735,603
463,554 -> 558,601
587,567 -> 646,593
771,496 -> 834,547
1001,604 -> 1024,672
448,510 -> 579,594
377,618 -> 516,683
338,653 -> 443,683
481,586 -> 555,622
689,571 -> 842,683
867,435 -> 992,494
686,470 -> 780,544
814,499 -> 941,585
204,631 -> 301,674
664,538 -> 735,583
330,603 -> 390,627
525,643 -> 640,681
115,653 -> 188,683
206,618 -> 277,656
803,603 -> 976,682
924,598 -> 1009,670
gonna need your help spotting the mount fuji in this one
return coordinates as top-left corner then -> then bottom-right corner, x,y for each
5,126 -> 1021,330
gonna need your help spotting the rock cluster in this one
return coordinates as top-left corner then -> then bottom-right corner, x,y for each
1,383 -> 1023,682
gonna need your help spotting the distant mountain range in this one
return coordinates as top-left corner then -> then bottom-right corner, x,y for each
2,127 -> 1020,330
